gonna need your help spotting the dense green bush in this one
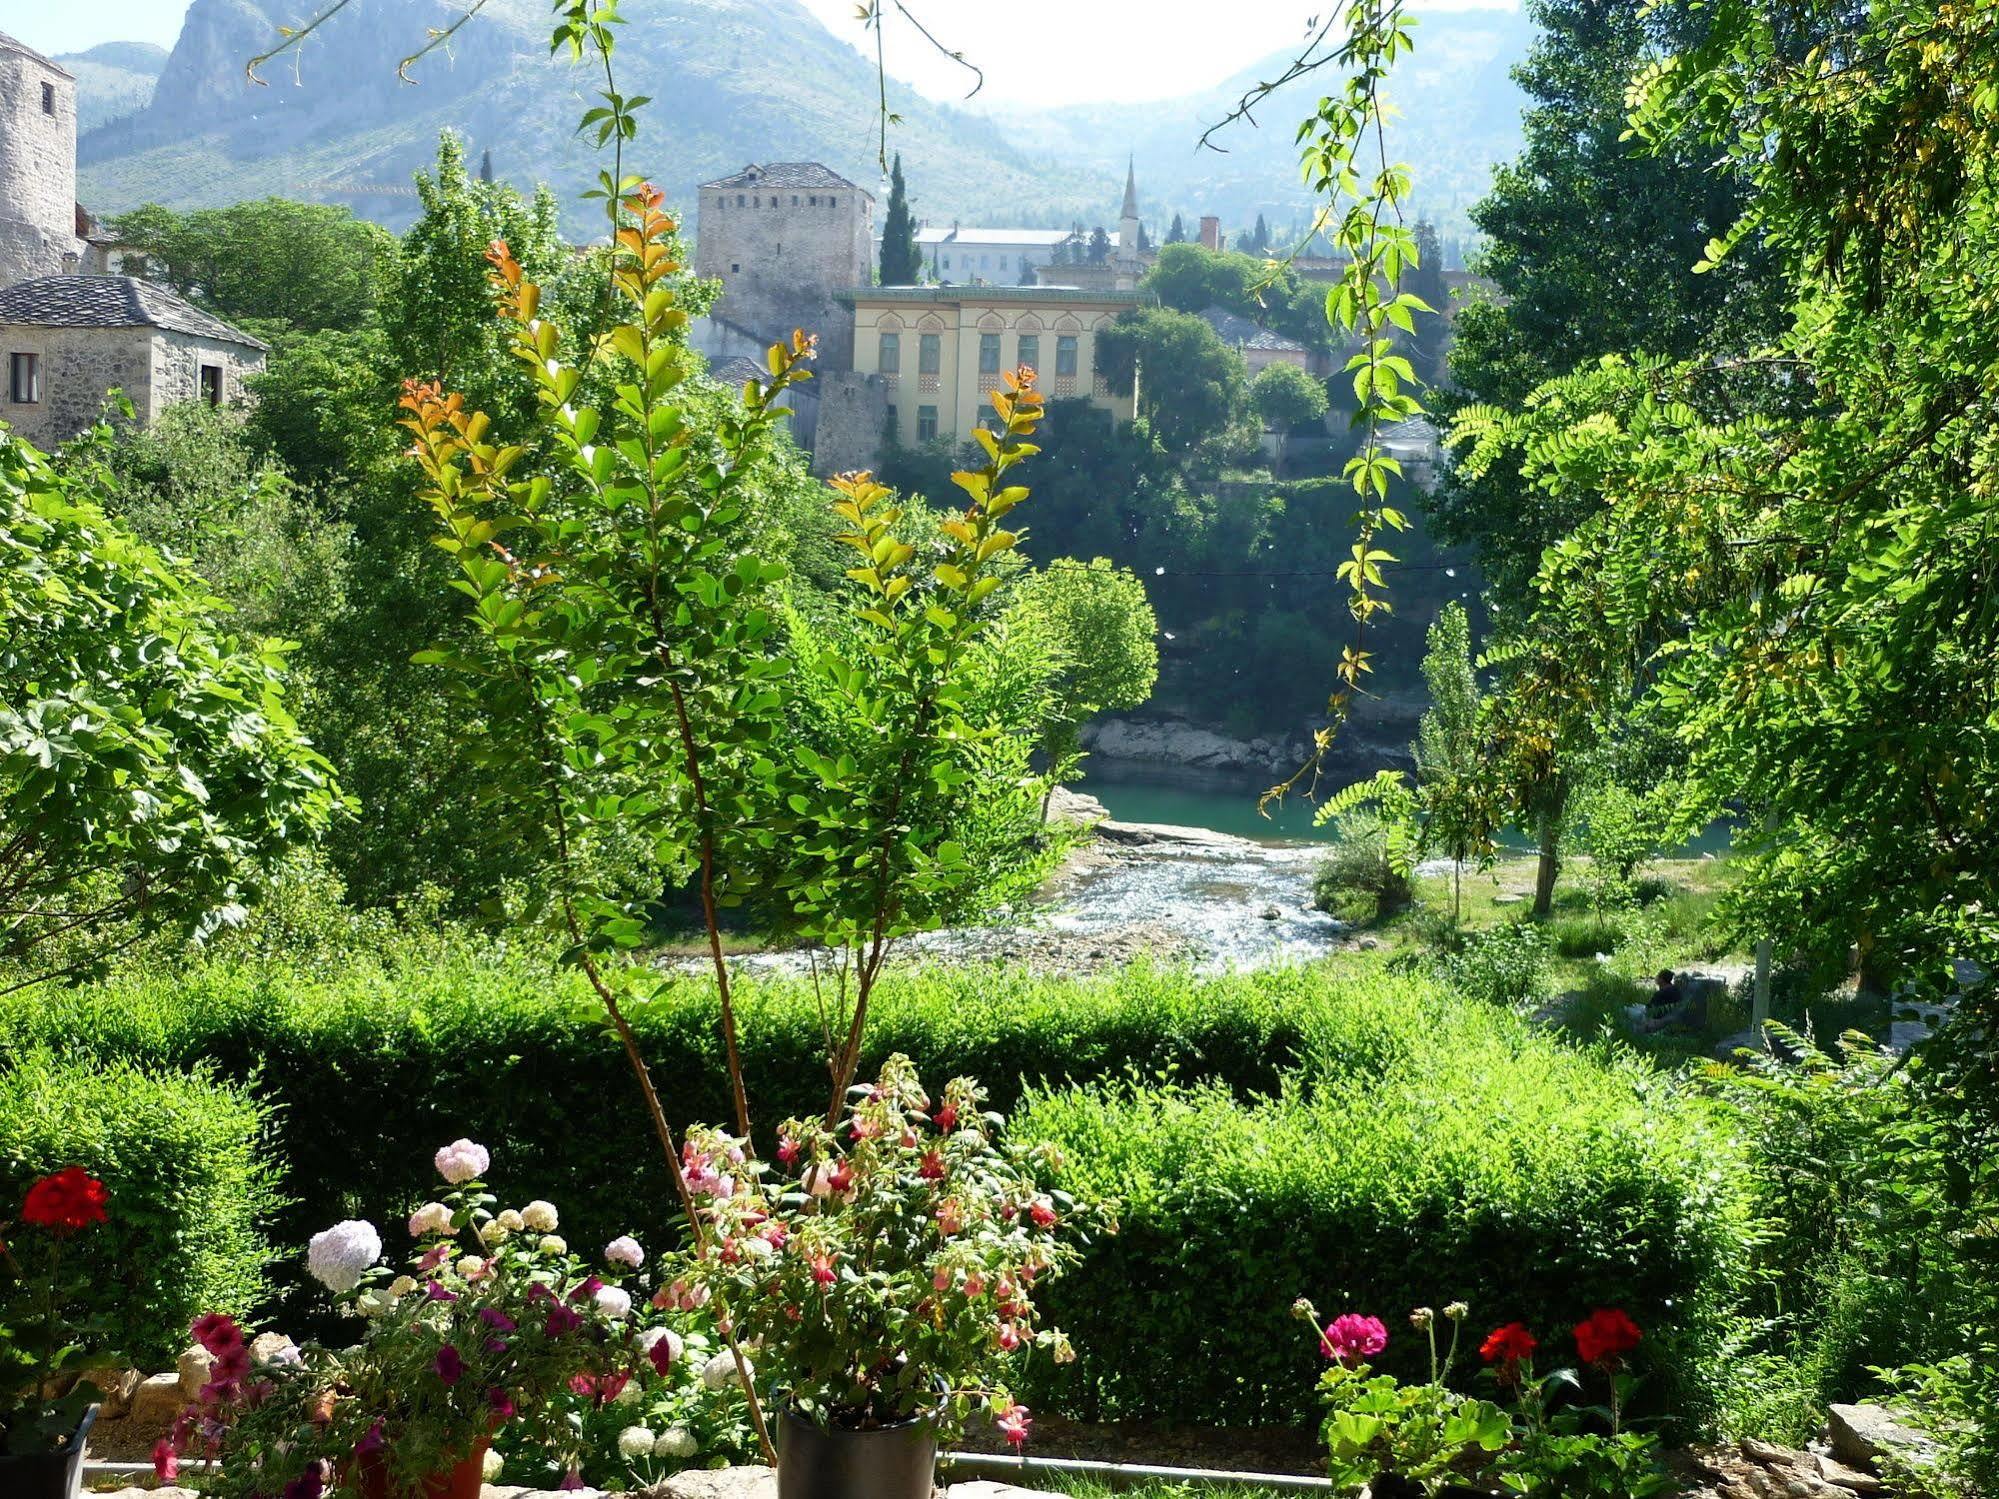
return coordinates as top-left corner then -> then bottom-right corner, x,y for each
1312,811 -> 1416,923
1433,921 -> 1548,1008
1020,978 -> 1754,1428
0,1052 -> 278,1368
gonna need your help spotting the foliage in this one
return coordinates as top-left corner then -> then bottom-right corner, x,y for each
105,198 -> 392,335
1095,306 -> 1250,453
1020,976 -> 1753,1426
679,1055 -> 1097,1434
167,1156 -> 647,1494
1251,361 -> 1330,468
1143,243 -> 1331,353
1312,808 -> 1416,924
0,1164 -> 112,1456
1433,921 -> 1546,1010
1412,602 -> 1496,917
1003,558 -> 1159,784
879,154 -> 922,286
0,1051 -> 276,1372
0,431 -> 343,992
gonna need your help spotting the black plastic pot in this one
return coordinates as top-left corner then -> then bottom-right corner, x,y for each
777,1403 -> 937,1499
0,1405 -> 97,1499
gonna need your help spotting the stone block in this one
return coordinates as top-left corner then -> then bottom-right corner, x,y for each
177,1343 -> 215,1398
1813,1454 -> 1885,1495
130,1370 -> 188,1428
643,1467 -> 778,1499
1826,1402 -> 1932,1470
80,1364 -> 141,1418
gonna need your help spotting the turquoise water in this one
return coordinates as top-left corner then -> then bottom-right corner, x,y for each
1084,774 -> 1736,855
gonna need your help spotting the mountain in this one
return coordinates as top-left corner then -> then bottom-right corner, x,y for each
56,40 -> 168,134
74,0 -> 1119,236
72,1 -> 1530,241
1010,8 -> 1535,239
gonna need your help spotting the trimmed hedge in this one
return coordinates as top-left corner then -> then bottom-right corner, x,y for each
0,946 -> 1329,1263
1019,979 -> 1755,1427
0,1051 -> 279,1368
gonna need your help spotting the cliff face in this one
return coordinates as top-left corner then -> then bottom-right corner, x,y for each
74,0 -> 1116,234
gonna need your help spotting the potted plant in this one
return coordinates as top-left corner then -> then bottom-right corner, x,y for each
0,1167 -> 114,1499
677,1055 -> 1104,1499
157,1140 -> 651,1497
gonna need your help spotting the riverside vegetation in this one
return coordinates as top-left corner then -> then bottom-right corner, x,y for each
4,0 -> 1998,1493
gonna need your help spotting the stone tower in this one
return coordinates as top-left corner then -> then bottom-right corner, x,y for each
694,162 -> 875,369
0,33 -> 82,291
1116,156 -> 1141,281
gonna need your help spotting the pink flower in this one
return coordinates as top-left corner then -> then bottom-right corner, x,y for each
810,1253 -> 837,1286
995,1403 -> 1031,1448
933,1268 -> 953,1291
996,1322 -> 1021,1351
190,1313 -> 243,1356
355,1419 -> 386,1457
433,1139 -> 491,1185
425,1280 -> 458,1302
776,1135 -> 801,1165
851,1116 -> 883,1142
919,1151 -> 946,1181
433,1345 -> 463,1386
1320,1313 -> 1389,1366
151,1438 -> 179,1482
487,1387 -> 516,1421
965,1271 -> 986,1297
827,1163 -> 855,1194
1028,1197 -> 1057,1228
936,1199 -> 965,1236
934,1103 -> 959,1131
479,1307 -> 516,1332
545,1303 -> 584,1337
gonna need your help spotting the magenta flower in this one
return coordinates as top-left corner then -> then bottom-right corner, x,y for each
487,1386 -> 516,1421
354,1419 -> 386,1457
545,1302 -> 584,1337
1320,1313 -> 1389,1365
479,1307 -> 517,1331
425,1280 -> 458,1302
433,1345 -> 463,1386
190,1312 -> 244,1356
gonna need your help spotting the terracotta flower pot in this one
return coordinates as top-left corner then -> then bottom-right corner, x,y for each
0,1406 -> 97,1499
351,1435 -> 491,1499
777,1404 -> 936,1499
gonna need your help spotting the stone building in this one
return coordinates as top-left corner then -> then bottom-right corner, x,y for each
914,160 -> 1152,292
693,162 -> 874,372
1199,306 -> 1313,378
0,275 -> 267,448
835,284 -> 1148,468
0,32 -> 85,290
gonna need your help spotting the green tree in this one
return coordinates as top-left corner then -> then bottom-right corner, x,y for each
1411,602 -> 1493,919
0,433 -> 342,992
1250,360 -> 1329,469
1250,212 -> 1271,255
1408,220 -> 1449,386
1166,212 -> 1186,244
878,153 -> 922,286
1087,226 -> 1112,265
105,199 -> 392,334
1006,558 -> 1159,794
1096,306 -> 1248,453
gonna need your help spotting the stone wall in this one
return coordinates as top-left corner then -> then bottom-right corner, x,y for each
0,324 -> 263,448
810,371 -> 889,477
0,48 -> 82,289
694,184 -> 873,370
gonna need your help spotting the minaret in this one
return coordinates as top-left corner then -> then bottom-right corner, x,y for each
1116,156 -> 1141,287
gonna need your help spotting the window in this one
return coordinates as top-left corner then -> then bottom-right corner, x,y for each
917,405 -> 939,443
978,333 -> 1001,374
885,405 -> 898,444
41,82 -> 55,115
791,195 -> 799,205
200,364 -> 224,407
878,331 -> 900,373
918,333 -> 941,375
1056,335 -> 1078,376
730,262 -> 740,273
753,195 -> 760,207
8,352 -> 39,404
941,255 -> 951,271
829,196 -> 838,207
809,195 -> 818,206
1016,335 -> 1039,373
737,194 -> 746,206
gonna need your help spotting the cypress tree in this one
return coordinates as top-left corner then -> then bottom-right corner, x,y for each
1166,212 -> 1186,243
878,154 -> 921,285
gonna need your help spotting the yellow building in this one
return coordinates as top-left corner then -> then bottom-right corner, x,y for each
841,285 -> 1150,447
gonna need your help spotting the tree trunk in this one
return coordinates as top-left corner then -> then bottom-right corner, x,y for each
1532,816 -> 1560,918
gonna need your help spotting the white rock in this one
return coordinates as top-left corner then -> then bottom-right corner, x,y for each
131,1370 -> 188,1427
175,1344 -> 214,1399
644,1467 -> 777,1499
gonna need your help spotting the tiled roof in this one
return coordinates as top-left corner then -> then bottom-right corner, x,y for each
0,276 -> 268,350
708,355 -> 772,387
1199,305 -> 1306,353
701,162 -> 864,193
0,31 -> 72,78
916,227 -> 1124,249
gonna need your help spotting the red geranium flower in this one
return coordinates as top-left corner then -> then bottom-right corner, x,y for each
1574,1307 -> 1642,1366
1479,1322 -> 1537,1366
21,1167 -> 108,1232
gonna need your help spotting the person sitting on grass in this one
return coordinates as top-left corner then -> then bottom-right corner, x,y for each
1635,968 -> 1692,1034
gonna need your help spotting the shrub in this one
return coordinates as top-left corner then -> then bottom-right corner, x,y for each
0,1052 -> 279,1369
1019,981 -> 1754,1428
1312,811 -> 1415,923
1434,921 -> 1547,1008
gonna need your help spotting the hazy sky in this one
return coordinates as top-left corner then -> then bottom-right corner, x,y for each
1,0 -> 1517,107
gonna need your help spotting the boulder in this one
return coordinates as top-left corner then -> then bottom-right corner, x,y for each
1826,1402 -> 1933,1470
1043,785 -> 1108,828
130,1370 -> 189,1427
643,1468 -> 778,1499
250,1330 -> 300,1366
1813,1455 -> 1885,1495
79,1364 -> 141,1418
177,1343 -> 214,1398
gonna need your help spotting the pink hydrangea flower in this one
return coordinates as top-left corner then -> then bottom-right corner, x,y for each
433,1139 -> 490,1185
604,1235 -> 644,1269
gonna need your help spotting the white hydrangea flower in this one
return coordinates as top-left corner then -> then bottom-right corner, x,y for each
612,1378 -> 643,1405
433,1138 -> 491,1184
407,1202 -> 453,1238
538,1234 -> 567,1256
617,1426 -> 658,1460
594,1285 -> 633,1320
481,1448 -> 504,1481
521,1201 -> 559,1232
604,1235 -> 644,1268
655,1428 -> 699,1459
456,1255 -> 485,1279
306,1220 -> 382,1294
497,1209 -> 525,1233
700,1350 -> 749,1391
388,1275 -> 418,1298
478,1218 -> 511,1247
